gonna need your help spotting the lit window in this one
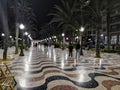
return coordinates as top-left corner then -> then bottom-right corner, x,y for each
111,35 -> 117,44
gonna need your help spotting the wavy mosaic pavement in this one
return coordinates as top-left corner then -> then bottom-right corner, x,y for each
9,45 -> 120,90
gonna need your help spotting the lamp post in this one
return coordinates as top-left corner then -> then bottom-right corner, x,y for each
1,33 -> 5,49
9,35 -> 13,47
24,32 -> 29,49
19,24 -> 25,56
75,36 -> 79,42
80,26 -> 84,55
54,36 -> 57,43
101,34 -> 104,42
62,33 -> 65,50
62,33 -> 65,43
79,0 -> 90,55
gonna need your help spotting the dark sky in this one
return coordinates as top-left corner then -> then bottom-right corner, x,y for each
31,0 -> 61,28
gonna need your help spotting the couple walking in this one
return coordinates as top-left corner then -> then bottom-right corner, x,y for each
68,42 -> 81,57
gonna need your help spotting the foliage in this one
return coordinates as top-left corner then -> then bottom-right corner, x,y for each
49,0 -> 120,57
48,0 -> 79,32
18,44 -> 26,49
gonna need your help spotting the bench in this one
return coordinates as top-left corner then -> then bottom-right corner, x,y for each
0,63 -> 17,90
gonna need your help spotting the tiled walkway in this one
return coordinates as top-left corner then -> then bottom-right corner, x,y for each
9,45 -> 120,90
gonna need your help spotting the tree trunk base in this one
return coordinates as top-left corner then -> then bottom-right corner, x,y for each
95,56 -> 101,58
15,46 -> 19,54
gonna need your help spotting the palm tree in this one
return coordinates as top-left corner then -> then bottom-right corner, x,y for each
14,0 -> 35,54
14,0 -> 19,54
84,0 -> 107,57
86,0 -> 120,57
49,0 -> 78,34
49,0 -> 91,52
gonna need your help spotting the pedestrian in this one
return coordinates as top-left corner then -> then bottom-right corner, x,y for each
68,42 -> 73,57
75,42 -> 80,57
35,43 -> 37,47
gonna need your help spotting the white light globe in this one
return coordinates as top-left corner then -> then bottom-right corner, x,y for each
25,32 -> 28,35
62,33 -> 65,37
19,24 -> 25,30
1,33 -> 5,36
80,26 -> 85,32
10,36 -> 12,38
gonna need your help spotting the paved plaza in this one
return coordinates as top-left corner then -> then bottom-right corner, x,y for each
1,45 -> 120,90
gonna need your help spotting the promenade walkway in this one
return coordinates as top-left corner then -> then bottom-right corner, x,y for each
1,45 -> 120,90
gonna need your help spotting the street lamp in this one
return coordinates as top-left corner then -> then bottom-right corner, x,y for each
24,32 -> 29,49
1,33 -> 5,49
79,26 -> 85,55
24,32 -> 28,36
62,33 -> 65,43
66,37 -> 68,40
101,34 -> 104,48
9,36 -> 13,47
75,36 -> 79,41
19,24 -> 25,30
62,33 -> 65,37
79,0 -> 90,55
101,34 -> 103,37
9,36 -> 12,38
76,36 -> 79,39
1,33 -> 5,37
80,26 -> 84,32
19,24 -> 25,56
54,36 -> 56,39
54,36 -> 57,43
62,33 -> 65,50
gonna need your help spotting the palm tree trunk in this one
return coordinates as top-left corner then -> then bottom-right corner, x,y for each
15,0 -> 19,54
3,38 -> 8,60
15,23 -> 19,54
95,26 -> 101,58
107,9 -> 110,51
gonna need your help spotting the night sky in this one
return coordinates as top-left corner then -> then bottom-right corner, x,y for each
31,0 -> 61,28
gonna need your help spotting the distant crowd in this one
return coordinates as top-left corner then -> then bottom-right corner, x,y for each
33,41 -> 93,58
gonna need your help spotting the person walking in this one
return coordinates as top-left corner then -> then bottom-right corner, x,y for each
75,42 -> 80,57
68,42 -> 73,57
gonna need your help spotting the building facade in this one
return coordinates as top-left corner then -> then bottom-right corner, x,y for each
102,4 -> 120,51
